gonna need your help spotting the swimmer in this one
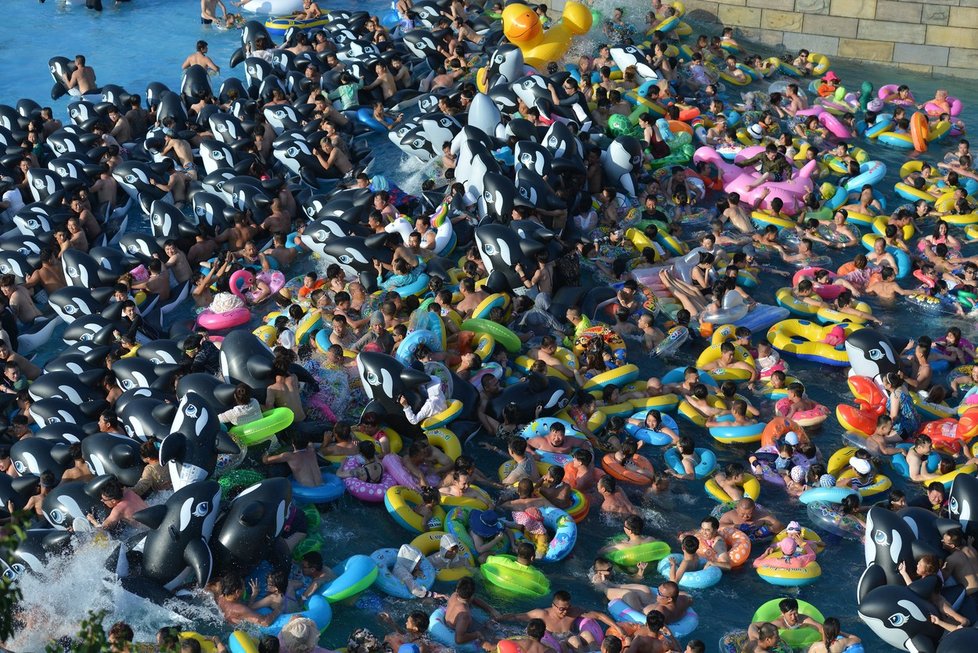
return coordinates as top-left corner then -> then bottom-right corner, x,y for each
182,40 -> 220,74
63,54 -> 97,96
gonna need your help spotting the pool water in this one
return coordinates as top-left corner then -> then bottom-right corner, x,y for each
4,0 -> 978,651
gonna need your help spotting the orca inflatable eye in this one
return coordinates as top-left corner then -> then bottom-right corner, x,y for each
286,146 -> 300,158
192,501 -> 210,517
212,151 -> 225,160
195,205 -> 206,216
483,243 -> 497,256
124,174 -> 137,184
216,124 -> 227,133
874,530 -> 889,545
314,230 -> 328,242
888,613 -> 907,627
13,461 -> 25,474
67,266 -> 79,278
48,508 -> 65,524
32,179 -> 45,190
337,254 -> 352,265
62,304 -> 76,315
185,404 -> 199,418
121,379 -> 134,389
0,265 -> 8,275
869,348 -> 883,361
2,568 -> 16,582
949,497 -> 959,513
365,371 -> 378,385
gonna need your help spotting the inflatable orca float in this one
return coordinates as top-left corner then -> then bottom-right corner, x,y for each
82,433 -> 146,487
159,392 -> 240,490
212,478 -> 293,577
949,473 -> 978,541
130,480 -> 223,591
845,328 -> 900,387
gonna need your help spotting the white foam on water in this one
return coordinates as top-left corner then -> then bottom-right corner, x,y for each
5,535 -> 223,651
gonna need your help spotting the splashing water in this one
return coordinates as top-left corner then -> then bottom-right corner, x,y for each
4,537 -> 220,651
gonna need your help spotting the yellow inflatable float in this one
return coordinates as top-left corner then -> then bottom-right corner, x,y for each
502,0 -> 593,69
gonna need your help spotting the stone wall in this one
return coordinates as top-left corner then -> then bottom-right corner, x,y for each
681,0 -> 978,79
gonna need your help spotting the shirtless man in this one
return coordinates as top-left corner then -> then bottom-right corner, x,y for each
13,471 -> 55,517
942,529 -> 978,595
719,193 -> 754,234
526,422 -> 589,457
162,241 -> 192,284
200,0 -> 227,25
904,435 -> 940,482
364,61 -> 397,101
297,0 -> 322,19
501,589 -> 615,653
597,476 -> 638,516
63,55 -> 97,96
263,233 -> 297,269
260,197 -> 291,234
132,259 -> 171,302
718,498 -> 783,537
595,573 -> 691,632
599,516 -> 659,557
265,359 -> 307,424
747,599 -> 821,643
218,214 -> 260,250
0,340 -> 41,381
87,479 -> 149,531
161,130 -> 196,176
528,336 -> 577,379
444,577 -> 501,648
61,444 -> 94,483
865,266 -> 911,300
0,274 -> 41,326
866,237 -> 898,271
106,106 -> 132,144
624,611 -> 680,653
262,433 -> 321,487
678,516 -> 731,570
182,41 -> 220,74
215,575 -> 281,626
455,277 -> 488,317
25,249 -> 67,296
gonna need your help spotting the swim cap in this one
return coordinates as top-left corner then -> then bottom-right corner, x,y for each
790,466 -> 805,483
786,520 -> 801,533
778,538 -> 797,555
784,431 -> 799,446
819,474 -> 836,488
867,99 -> 884,112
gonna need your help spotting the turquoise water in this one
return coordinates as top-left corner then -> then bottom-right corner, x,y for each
4,1 -> 978,651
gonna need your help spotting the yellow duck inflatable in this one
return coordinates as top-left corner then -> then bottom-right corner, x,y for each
501,0 -> 593,70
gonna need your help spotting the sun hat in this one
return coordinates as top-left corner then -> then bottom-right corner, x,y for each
748,123 -> 764,139
439,533 -> 461,551
280,617 -> 319,652
469,509 -> 504,538
850,456 -> 872,475
823,71 -> 840,82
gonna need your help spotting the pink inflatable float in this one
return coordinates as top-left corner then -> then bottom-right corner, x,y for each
693,146 -> 818,215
